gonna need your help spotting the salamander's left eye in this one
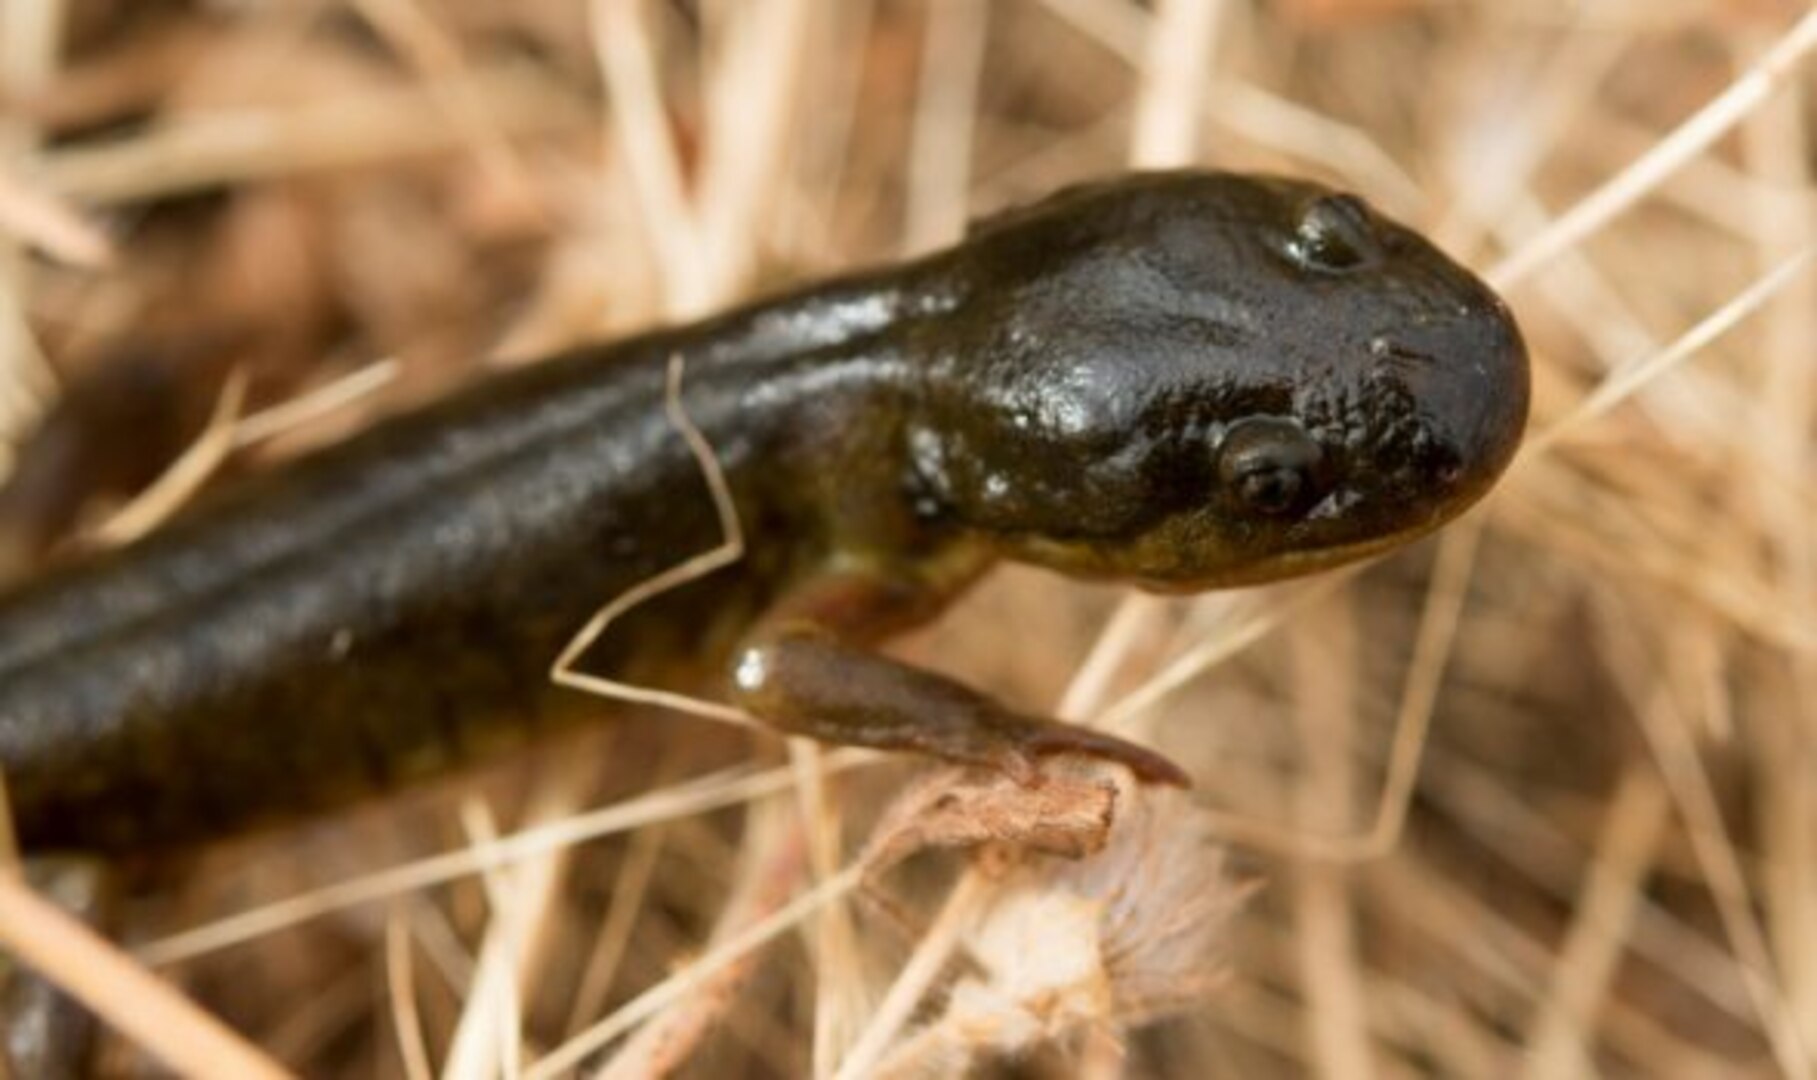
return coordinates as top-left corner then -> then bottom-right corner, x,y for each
1289,194 -> 1379,272
1216,417 -> 1325,517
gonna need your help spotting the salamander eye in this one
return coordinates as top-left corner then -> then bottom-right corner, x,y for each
1289,194 -> 1379,272
1216,417 -> 1325,517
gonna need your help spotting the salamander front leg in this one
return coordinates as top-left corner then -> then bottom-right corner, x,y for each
727,569 -> 1188,786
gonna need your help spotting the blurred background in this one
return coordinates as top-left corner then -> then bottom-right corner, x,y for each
1,0 -> 1815,1076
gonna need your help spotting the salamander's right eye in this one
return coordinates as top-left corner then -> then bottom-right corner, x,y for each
1216,417 -> 1325,517
1288,194 -> 1379,272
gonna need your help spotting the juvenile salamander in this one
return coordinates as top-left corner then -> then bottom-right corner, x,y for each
0,172 -> 1528,854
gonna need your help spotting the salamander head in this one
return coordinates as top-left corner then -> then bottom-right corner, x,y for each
909,171 -> 1528,589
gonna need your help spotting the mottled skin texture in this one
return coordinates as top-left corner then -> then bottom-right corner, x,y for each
0,172 -> 1527,856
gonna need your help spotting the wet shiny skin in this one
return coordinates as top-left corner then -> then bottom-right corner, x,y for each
0,172 -> 1528,852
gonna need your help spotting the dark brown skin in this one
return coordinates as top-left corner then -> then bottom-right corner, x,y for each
0,172 -> 1528,855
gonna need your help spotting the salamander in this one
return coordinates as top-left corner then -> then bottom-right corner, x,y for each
0,171 -> 1529,856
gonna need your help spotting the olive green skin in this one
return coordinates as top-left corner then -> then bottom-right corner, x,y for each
0,172 -> 1528,852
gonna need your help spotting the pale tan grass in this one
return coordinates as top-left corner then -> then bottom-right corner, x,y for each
1370,856 -> 1741,1076
1081,523 -> 1465,867
0,875 -> 291,1079
1597,592 -> 1811,1077
594,798 -> 805,1078
0,0 -> 64,99
0,167 -> 111,268
0,771 -> 16,878
441,754 -> 595,1080
1740,40 -> 1817,1059
529,862 -> 863,1079
590,0 -> 706,316
93,357 -> 401,547
1600,112 -> 1817,242
693,0 -> 812,308
1289,592 -> 1373,1080
0,0 -> 65,485
230,357 -> 402,450
441,800 -> 527,1080
1487,8 -> 1817,287
90,366 -> 248,547
408,895 -> 478,1004
901,0 -> 987,256
559,800 -> 667,1039
1520,767 -> 1671,1080
134,758 -> 867,967
349,0 -> 546,226
386,904 -> 437,1080
1129,0 -> 1227,168
1428,19 -> 1629,255
1524,247 -> 1814,457
0,269 -> 52,487
789,739 -> 862,1080
31,68 -> 585,205
1417,748 -> 1756,1028
1041,0 -> 1421,205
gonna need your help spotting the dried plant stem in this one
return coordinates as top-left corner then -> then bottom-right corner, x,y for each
1597,597 -> 1812,1078
694,0 -> 811,305
1289,591 -> 1374,1080
0,875 -> 292,1080
549,355 -> 758,732
530,861 -> 861,1079
1525,248 -> 1814,456
136,757 -> 873,966
1418,749 -> 1754,1029
35,70 -> 582,204
90,357 -> 401,549
1519,767 -> 1670,1080
902,0 -> 988,255
91,367 -> 248,547
386,905 -> 436,1080
443,758 -> 594,1080
831,873 -> 992,1080
1042,0 -> 1417,205
597,801 -> 805,1078
591,0 -> 707,315
562,816 -> 668,1037
0,769 -> 16,877
788,740 -> 863,1080
1739,36 -> 1817,1056
350,0 -> 545,221
1130,0 -> 1224,167
1488,9 -> 1817,287
230,357 -> 400,449
0,166 -> 111,266
442,801 -> 527,1080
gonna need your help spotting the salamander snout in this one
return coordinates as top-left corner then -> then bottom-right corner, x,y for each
1360,298 -> 1528,503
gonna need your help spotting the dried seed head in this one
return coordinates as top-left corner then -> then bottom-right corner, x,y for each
879,772 -> 1251,1075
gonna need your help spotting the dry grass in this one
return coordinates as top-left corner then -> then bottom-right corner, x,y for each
2,0 -> 1815,1076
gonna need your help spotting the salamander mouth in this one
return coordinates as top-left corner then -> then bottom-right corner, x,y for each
1118,530 -> 1412,593
1246,528 -> 1432,580
1010,490 -> 1474,592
